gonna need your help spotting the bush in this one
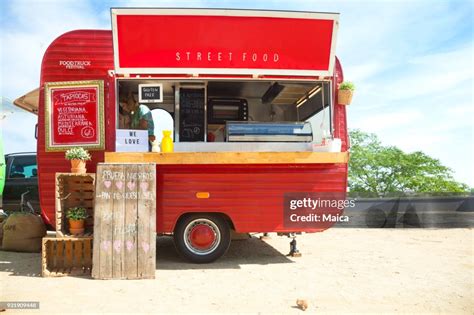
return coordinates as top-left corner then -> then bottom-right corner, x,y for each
66,207 -> 88,221
339,81 -> 355,91
65,147 -> 91,161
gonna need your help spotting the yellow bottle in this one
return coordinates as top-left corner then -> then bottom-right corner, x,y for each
161,130 -> 174,153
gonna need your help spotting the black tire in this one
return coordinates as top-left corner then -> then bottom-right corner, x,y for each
365,208 -> 387,228
173,214 -> 231,263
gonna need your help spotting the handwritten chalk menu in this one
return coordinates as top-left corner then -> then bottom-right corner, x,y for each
179,88 -> 205,142
92,163 -> 156,280
139,83 -> 163,103
45,80 -> 104,151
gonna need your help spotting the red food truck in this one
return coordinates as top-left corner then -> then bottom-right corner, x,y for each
15,9 -> 349,262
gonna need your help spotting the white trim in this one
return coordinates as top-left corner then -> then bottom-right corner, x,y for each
327,19 -> 339,75
111,10 -> 120,80
174,83 -> 180,142
111,8 -> 339,20
115,67 -> 333,77
111,8 -> 339,77
117,76 -> 332,82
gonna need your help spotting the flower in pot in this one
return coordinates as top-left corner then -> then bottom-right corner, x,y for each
66,206 -> 88,235
338,81 -> 355,105
65,147 -> 91,174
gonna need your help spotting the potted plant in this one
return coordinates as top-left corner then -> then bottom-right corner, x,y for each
66,206 -> 88,235
65,147 -> 91,174
338,81 -> 355,105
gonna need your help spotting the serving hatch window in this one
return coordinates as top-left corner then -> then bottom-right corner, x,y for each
115,80 -> 175,152
114,79 -> 332,148
117,80 -> 175,131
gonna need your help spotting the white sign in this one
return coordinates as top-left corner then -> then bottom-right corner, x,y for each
116,129 -> 148,152
138,83 -> 163,103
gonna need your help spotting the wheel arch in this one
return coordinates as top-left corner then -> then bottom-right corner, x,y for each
173,211 -> 236,233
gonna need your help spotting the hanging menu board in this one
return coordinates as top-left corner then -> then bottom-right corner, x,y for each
179,88 -> 205,142
45,80 -> 105,151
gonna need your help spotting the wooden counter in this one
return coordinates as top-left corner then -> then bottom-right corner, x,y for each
105,151 -> 349,165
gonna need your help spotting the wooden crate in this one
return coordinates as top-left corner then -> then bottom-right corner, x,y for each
55,173 -> 95,237
92,163 -> 156,280
42,236 -> 93,277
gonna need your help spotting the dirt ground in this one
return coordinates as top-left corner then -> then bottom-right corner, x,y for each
1,228 -> 473,314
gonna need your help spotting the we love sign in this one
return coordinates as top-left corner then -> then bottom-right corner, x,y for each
92,163 -> 156,280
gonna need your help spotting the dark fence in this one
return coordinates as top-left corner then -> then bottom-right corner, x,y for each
336,196 -> 474,228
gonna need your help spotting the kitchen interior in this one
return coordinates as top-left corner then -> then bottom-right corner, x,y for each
116,79 -> 332,152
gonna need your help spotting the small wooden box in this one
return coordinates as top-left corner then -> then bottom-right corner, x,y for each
55,173 -> 95,237
42,236 -> 93,277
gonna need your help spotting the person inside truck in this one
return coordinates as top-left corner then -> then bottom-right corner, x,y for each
118,100 -> 131,129
122,93 -> 156,143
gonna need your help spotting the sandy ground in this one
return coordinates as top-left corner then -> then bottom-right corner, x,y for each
1,228 -> 473,314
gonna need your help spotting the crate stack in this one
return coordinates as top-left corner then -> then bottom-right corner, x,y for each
42,173 -> 95,277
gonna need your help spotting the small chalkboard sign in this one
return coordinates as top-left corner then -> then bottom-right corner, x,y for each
179,88 -> 205,142
139,84 -> 163,103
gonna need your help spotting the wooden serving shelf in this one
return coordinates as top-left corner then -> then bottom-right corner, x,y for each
105,151 -> 349,165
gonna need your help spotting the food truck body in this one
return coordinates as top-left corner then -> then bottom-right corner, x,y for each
33,9 -> 349,262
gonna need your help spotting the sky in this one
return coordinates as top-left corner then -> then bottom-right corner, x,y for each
0,0 -> 473,186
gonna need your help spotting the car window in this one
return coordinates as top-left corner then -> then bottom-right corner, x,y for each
8,156 -> 37,179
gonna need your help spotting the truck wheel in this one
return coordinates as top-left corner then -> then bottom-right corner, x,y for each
174,214 -> 231,263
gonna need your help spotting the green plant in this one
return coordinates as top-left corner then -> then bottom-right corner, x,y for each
66,207 -> 88,221
339,81 -> 355,91
348,129 -> 469,196
65,147 -> 91,161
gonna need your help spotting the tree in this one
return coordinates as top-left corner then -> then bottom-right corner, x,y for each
348,129 -> 469,196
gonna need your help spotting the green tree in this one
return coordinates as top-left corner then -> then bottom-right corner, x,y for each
348,129 -> 469,196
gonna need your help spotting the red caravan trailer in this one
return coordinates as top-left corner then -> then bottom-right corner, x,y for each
33,9 -> 349,263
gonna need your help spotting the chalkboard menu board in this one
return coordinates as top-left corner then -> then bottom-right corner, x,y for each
139,83 -> 163,103
179,88 -> 205,142
44,80 -> 104,151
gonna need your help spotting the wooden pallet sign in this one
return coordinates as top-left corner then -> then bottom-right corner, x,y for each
92,163 -> 156,279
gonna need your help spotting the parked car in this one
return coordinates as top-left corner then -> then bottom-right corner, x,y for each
0,137 -> 5,199
1,152 -> 39,214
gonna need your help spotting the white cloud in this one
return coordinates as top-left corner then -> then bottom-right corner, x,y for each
351,109 -> 424,133
385,46 -> 472,102
343,62 -> 381,83
347,42 -> 473,187
0,0 -> 109,153
2,111 -> 37,153
446,103 -> 474,115
0,0 -> 108,99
